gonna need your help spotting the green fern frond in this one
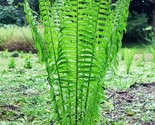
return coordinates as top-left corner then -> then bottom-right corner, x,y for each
24,0 -> 130,124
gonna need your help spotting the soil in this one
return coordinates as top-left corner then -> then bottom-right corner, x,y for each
104,82 -> 155,125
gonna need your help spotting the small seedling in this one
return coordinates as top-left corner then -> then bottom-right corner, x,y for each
20,51 -> 24,58
148,32 -> 155,61
8,58 -> 15,69
1,49 -> 8,58
121,49 -> 125,61
136,59 -> 143,67
125,106 -> 135,116
24,56 -> 32,69
142,53 -> 145,62
124,48 -> 135,74
150,47 -> 155,62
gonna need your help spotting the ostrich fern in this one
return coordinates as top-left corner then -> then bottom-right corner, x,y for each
24,0 -> 130,124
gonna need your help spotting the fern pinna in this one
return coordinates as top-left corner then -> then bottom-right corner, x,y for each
24,0 -> 130,124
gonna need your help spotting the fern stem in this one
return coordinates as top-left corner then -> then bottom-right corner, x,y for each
24,1 -> 63,123
41,0 -> 65,117
46,64 -> 62,125
84,0 -> 102,112
75,0 -> 79,124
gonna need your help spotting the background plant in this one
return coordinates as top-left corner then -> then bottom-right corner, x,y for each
124,12 -> 148,43
0,25 -> 34,52
10,51 -> 19,57
0,48 -> 154,125
1,49 -> 8,58
121,49 -> 125,61
0,5 -> 25,26
124,48 -> 135,74
0,5 -> 18,25
8,58 -> 15,68
24,0 -> 130,124
24,55 -> 32,69
150,47 -> 155,62
147,32 -> 155,62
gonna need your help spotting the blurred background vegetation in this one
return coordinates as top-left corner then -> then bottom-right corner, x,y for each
0,0 -> 155,52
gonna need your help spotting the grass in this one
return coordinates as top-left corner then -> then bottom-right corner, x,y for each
122,42 -> 152,54
105,51 -> 155,90
0,25 -> 153,54
0,48 -> 155,124
0,25 -> 34,52
0,52 -> 52,125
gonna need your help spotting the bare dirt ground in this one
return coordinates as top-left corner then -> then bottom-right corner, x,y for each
105,82 -> 155,125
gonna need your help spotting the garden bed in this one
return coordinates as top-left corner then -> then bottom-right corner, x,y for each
0,51 -> 155,124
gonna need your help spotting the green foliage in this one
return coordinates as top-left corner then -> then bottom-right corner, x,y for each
0,50 -> 155,124
8,58 -> 15,68
125,12 -> 148,42
147,32 -> 155,46
150,32 -> 155,44
150,47 -> 155,62
20,51 -> 24,58
0,0 -> 26,26
24,56 -> 32,69
24,0 -> 130,124
0,5 -> 19,25
0,25 -> 34,52
7,0 -> 14,5
121,49 -> 125,61
148,32 -> 155,62
124,48 -> 135,74
1,49 -> 8,58
10,51 -> 19,57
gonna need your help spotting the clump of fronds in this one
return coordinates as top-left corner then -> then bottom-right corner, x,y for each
24,0 -> 130,124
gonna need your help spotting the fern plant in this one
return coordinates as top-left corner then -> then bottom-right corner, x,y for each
24,0 -> 130,124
